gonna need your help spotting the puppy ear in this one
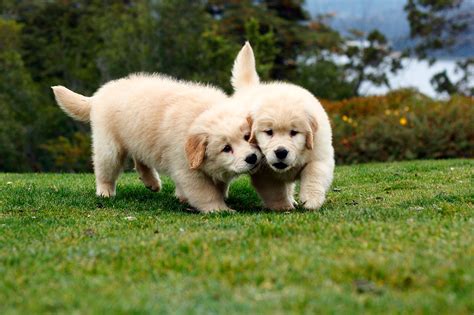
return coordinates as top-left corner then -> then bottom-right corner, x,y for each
185,134 -> 207,170
246,115 -> 257,145
305,115 -> 318,150
231,42 -> 260,91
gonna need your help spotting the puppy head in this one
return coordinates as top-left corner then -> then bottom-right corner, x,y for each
248,89 -> 318,173
186,106 -> 262,180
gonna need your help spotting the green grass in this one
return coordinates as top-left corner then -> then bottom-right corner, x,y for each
0,159 -> 473,314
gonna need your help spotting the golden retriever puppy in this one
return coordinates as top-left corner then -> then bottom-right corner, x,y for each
230,43 -> 335,210
52,73 -> 261,213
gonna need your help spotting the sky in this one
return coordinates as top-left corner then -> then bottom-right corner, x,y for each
305,0 -> 409,42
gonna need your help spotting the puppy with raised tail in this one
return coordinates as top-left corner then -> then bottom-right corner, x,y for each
231,43 -> 335,210
52,73 -> 261,213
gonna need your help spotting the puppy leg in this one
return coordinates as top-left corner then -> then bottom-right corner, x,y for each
134,159 -> 161,192
174,183 -> 188,203
93,140 -> 125,197
251,172 -> 294,210
216,181 -> 230,199
175,173 -> 232,213
287,182 -> 297,207
299,160 -> 334,210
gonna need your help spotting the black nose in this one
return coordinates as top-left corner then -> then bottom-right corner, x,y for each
245,153 -> 258,165
274,147 -> 288,160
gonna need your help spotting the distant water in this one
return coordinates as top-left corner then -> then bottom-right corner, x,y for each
360,58 -> 467,98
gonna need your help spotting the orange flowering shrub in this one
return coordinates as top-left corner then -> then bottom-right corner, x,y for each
322,89 -> 474,164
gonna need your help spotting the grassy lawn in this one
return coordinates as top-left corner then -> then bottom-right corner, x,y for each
0,159 -> 473,314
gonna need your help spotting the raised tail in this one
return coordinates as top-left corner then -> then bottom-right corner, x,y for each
51,86 -> 92,122
231,41 -> 260,91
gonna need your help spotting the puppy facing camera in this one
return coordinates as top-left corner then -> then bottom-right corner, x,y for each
231,42 -> 335,211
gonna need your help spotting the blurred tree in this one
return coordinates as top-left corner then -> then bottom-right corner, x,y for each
242,18 -> 279,81
404,0 -> 474,96
295,60 -> 356,100
206,0 -> 342,80
404,0 -> 473,58
155,0 -> 238,91
94,1 -> 159,81
15,1 -> 101,93
0,18 -> 39,171
7,1 -> 105,171
342,29 -> 403,96
430,59 -> 474,96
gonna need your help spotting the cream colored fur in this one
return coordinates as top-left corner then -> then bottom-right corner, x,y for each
231,43 -> 335,210
52,73 -> 261,213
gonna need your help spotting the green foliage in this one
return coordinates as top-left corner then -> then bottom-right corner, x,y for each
17,2 -> 101,92
0,18 -> 39,171
294,60 -> 356,100
0,101 -> 26,171
207,0 -> 342,80
243,18 -> 279,81
325,90 -> 474,164
195,27 -> 238,91
0,1 -> 471,171
93,1 -> 159,80
40,132 -> 91,172
0,160 -> 473,313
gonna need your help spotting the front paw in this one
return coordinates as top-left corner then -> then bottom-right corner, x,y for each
176,194 -> 188,204
199,206 -> 236,214
300,194 -> 326,210
265,200 -> 295,211
140,177 -> 161,192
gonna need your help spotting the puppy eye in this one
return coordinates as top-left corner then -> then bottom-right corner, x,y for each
290,130 -> 298,137
244,134 -> 250,141
222,144 -> 232,153
264,129 -> 273,136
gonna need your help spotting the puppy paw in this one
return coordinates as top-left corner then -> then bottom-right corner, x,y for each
96,186 -> 115,198
289,196 -> 298,208
200,207 -> 236,214
221,208 -> 236,214
176,195 -> 188,204
300,194 -> 325,210
140,177 -> 161,192
265,200 -> 295,211
145,183 -> 161,192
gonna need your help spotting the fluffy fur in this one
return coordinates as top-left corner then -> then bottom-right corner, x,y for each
52,73 -> 261,213
231,43 -> 335,210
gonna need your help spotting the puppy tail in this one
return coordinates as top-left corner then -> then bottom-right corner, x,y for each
231,41 -> 260,91
51,86 -> 92,122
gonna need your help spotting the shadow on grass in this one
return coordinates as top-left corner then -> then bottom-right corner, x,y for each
108,180 -> 320,215
100,182 -> 269,215
2,177 -> 319,216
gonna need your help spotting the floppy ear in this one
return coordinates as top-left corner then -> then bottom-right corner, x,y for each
246,115 -> 257,145
231,42 -> 260,91
185,134 -> 207,170
305,115 -> 318,150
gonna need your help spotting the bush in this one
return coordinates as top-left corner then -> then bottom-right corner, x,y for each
40,132 -> 92,172
323,89 -> 474,164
